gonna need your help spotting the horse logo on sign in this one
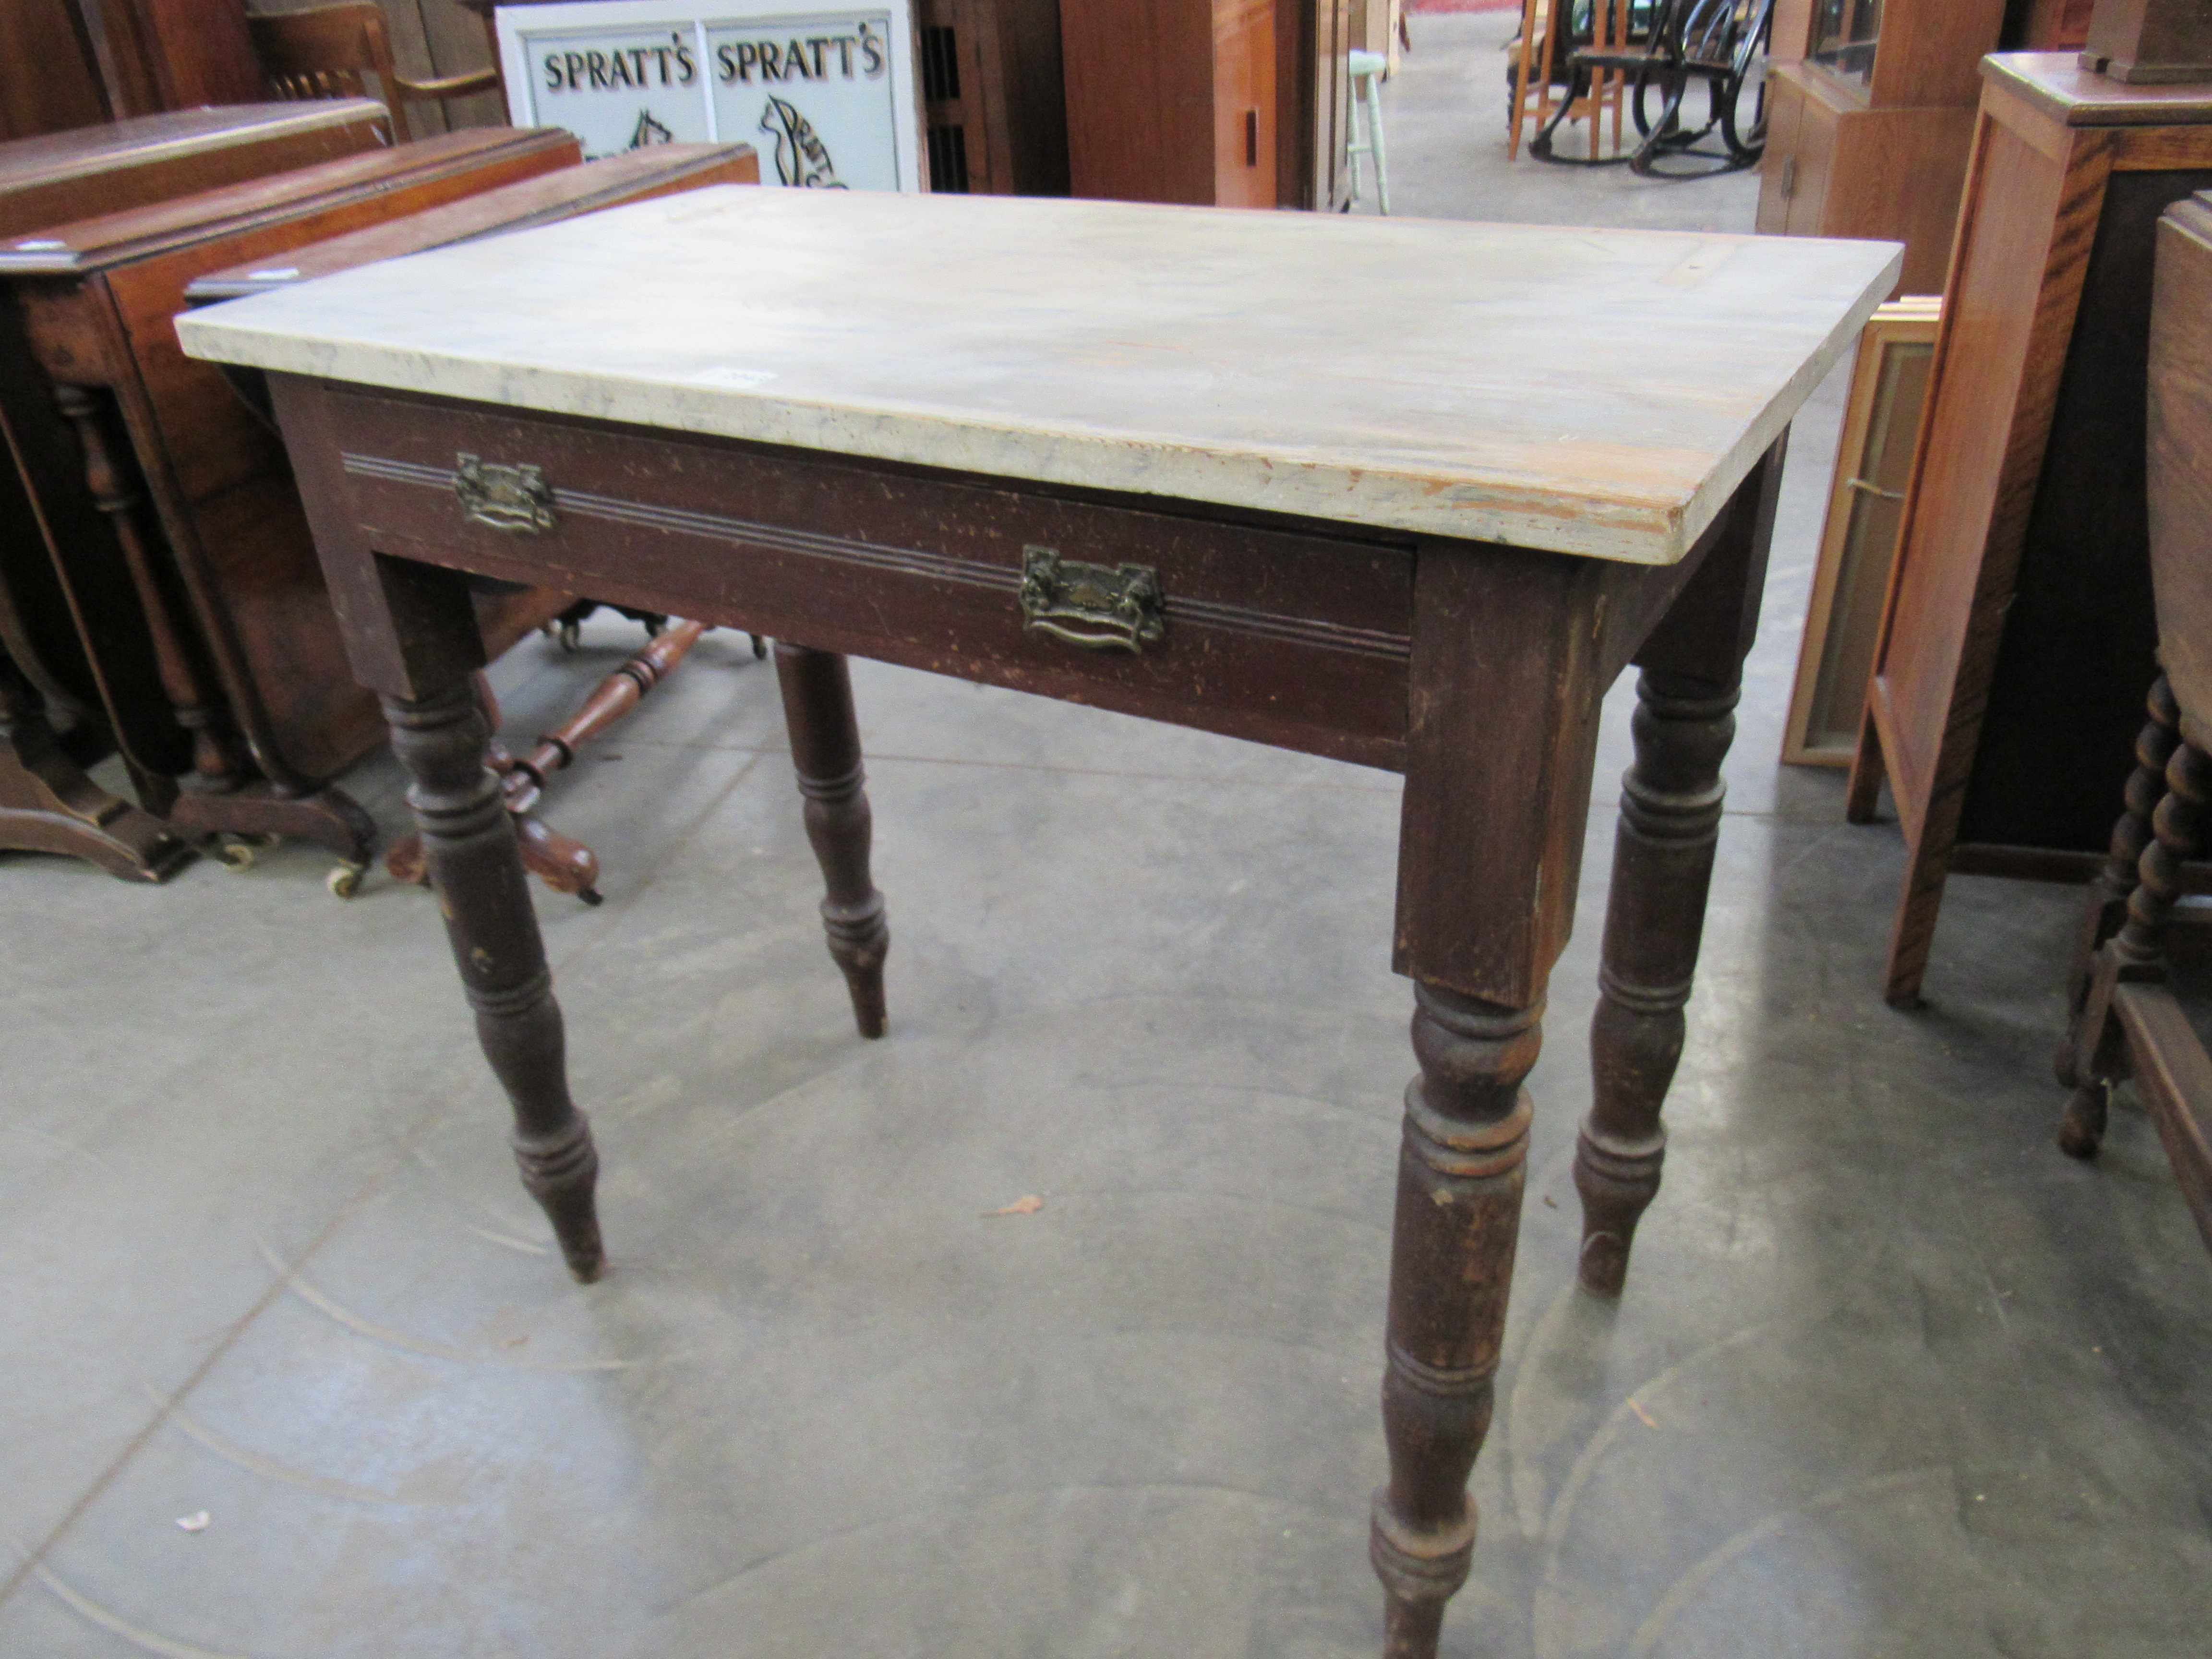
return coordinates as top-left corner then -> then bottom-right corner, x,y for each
759,95 -> 845,187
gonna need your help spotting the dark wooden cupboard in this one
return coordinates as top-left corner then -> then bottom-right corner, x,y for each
1059,0 -> 1279,206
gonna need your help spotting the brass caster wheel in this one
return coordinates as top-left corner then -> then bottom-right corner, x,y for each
214,833 -> 276,871
326,860 -> 368,899
578,885 -> 605,907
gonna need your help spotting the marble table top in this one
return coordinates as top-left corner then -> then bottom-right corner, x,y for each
177,187 -> 1900,565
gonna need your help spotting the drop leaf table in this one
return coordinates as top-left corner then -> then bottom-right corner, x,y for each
179,188 -> 1897,1655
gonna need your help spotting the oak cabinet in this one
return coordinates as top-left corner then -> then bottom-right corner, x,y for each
1757,0 -> 2008,294
1850,55 -> 2212,1003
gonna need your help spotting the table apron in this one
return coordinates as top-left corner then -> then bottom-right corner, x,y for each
314,388 -> 1417,770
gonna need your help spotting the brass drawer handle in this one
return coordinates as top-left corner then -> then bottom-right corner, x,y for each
1018,545 -> 1165,654
455,452 -> 557,534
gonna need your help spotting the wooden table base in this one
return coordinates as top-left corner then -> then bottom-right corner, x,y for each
0,647 -> 192,881
264,369 -> 1789,1656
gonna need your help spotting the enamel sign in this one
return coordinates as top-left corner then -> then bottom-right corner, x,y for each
495,2 -> 921,190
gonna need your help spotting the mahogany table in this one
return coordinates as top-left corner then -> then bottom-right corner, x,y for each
180,188 -> 1897,1655
0,99 -> 391,880
2,125 -> 580,882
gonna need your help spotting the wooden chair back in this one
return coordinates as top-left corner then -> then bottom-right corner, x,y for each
2149,193 -> 2212,749
251,2 -> 500,143
250,3 -> 408,134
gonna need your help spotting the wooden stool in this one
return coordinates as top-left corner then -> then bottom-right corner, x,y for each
1346,48 -> 1392,214
2055,190 -> 2212,1251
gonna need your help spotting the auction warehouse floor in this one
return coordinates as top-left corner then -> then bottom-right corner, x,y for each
4,15 -> 2210,1657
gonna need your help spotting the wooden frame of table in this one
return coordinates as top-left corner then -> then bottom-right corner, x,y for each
181,188 -> 1893,1652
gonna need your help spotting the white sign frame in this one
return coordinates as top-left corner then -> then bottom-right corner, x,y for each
496,0 -> 924,190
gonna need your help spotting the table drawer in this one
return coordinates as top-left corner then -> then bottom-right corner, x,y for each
321,390 -> 1415,769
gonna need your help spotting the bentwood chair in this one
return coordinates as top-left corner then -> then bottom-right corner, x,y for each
249,2 -> 498,143
1532,0 -> 1772,175
2055,190 -> 2212,1254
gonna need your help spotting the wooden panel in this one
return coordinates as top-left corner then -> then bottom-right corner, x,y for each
0,1 -> 109,142
1827,103 -> 1978,294
96,139 -> 577,781
1770,0 -> 1813,61
1984,50 -> 2212,126
1059,0 -> 1214,203
917,0 -> 1069,196
0,103 -> 390,246
323,385 -> 1416,768
991,0 -> 1072,194
100,137 -> 573,504
188,144 -> 757,299
1761,64 -> 1977,295
1866,106 -> 2092,851
2150,196 -> 2212,743
1784,301 -> 1939,765
1309,0 -> 1351,211
1960,164 -> 2212,850
0,104 -> 391,785
2008,0 -> 2098,50
1780,68 -> 1838,238
2115,984 -> 2212,1254
1869,0 -> 2007,111
1278,0 -> 1328,210
124,0 -> 265,108
1212,0 -> 1274,208
1755,69 -> 1805,236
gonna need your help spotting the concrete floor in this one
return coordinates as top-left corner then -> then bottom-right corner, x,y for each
6,14 -> 2212,1657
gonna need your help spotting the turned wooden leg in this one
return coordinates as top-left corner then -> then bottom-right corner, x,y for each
2058,674 -> 2178,1094
385,681 -> 603,1280
1372,986 -> 1538,1657
54,383 -> 245,797
774,642 -> 888,1039
1575,669 -> 1737,1297
2061,739 -> 2211,1160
